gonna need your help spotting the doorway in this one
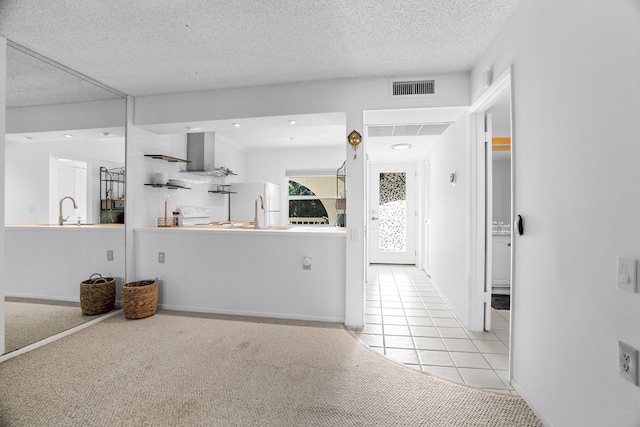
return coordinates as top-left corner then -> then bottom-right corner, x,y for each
49,156 -> 87,225
368,163 -> 416,264
470,69 -> 514,346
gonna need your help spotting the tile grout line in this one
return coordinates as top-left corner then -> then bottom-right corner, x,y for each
361,265 -> 514,394
392,270 -> 420,366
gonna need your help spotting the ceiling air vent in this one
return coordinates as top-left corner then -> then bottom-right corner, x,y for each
367,125 -> 394,137
367,123 -> 452,138
391,79 -> 435,97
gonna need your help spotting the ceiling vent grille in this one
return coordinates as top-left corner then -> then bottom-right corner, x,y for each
392,124 -> 423,136
367,125 -> 394,137
418,123 -> 451,136
367,123 -> 452,138
392,79 -> 435,97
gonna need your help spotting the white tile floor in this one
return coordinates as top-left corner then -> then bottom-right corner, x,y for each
353,264 -> 516,395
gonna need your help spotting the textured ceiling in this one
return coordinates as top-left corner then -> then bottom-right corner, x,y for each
0,0 -> 520,100
6,45 -> 122,107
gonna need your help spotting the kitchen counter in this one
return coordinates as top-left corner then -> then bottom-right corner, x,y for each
143,224 -> 345,236
134,224 -> 346,322
7,223 -> 124,228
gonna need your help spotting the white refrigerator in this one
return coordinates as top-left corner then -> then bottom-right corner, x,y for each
230,182 -> 281,226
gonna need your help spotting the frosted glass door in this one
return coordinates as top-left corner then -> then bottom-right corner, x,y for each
369,164 -> 416,264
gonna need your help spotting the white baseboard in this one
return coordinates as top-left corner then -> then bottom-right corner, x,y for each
157,303 -> 344,324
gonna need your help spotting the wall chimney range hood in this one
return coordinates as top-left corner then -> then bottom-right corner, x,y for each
185,132 -> 221,176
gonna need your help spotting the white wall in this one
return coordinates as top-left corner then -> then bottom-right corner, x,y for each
245,146 -> 345,225
135,228 -> 346,322
425,114 -> 470,326
5,227 -> 125,301
471,0 -> 640,425
134,74 -> 470,127
7,98 -> 125,134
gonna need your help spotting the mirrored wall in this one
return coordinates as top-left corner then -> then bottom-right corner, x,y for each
3,43 -> 126,354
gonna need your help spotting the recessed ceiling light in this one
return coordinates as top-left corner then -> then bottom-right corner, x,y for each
24,136 -> 33,140
232,123 -> 240,127
391,143 -> 412,150
63,134 -> 73,138
288,137 -> 294,141
288,120 -> 297,125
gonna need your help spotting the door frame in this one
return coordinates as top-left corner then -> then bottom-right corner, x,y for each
367,163 -> 417,265
469,67 -> 514,332
420,158 -> 431,275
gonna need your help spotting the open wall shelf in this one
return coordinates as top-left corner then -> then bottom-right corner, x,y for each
144,154 -> 189,163
144,184 -> 191,190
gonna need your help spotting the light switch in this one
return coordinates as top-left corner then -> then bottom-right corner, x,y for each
618,257 -> 637,293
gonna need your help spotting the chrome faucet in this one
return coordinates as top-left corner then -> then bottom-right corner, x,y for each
59,196 -> 78,226
254,195 -> 264,229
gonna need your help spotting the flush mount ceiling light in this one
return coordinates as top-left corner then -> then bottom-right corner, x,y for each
288,120 -> 297,125
24,136 -> 33,140
102,131 -> 112,137
391,143 -> 412,150
63,134 -> 73,138
232,123 -> 240,127
288,137 -> 294,141
186,126 -> 201,132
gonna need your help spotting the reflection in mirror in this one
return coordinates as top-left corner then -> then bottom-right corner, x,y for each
3,43 -> 126,354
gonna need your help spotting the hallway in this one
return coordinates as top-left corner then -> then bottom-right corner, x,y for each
354,264 -> 515,394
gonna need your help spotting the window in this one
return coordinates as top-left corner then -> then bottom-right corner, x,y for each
287,174 -> 340,225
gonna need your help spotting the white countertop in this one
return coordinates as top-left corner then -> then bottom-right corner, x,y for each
135,224 -> 347,237
7,224 -> 124,230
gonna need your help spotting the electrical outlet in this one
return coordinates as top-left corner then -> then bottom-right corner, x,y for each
158,252 -> 165,263
618,341 -> 639,386
107,250 -> 113,261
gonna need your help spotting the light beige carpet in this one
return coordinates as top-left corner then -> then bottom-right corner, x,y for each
0,311 -> 542,426
4,298 -> 94,353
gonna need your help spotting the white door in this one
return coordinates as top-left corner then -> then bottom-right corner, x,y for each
368,163 -> 416,264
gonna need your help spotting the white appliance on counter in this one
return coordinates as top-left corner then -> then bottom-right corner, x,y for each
230,182 -> 280,226
178,206 -> 211,225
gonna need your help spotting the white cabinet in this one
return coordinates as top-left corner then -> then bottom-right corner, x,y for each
492,234 -> 511,288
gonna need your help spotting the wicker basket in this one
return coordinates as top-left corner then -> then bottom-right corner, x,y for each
122,280 -> 158,319
80,273 -> 116,315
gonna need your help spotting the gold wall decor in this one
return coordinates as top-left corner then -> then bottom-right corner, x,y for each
348,130 -> 362,159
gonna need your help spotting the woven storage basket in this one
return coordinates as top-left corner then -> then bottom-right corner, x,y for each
122,280 -> 158,319
80,273 -> 116,315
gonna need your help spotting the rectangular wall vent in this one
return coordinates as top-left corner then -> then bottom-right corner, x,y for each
392,79 -> 435,96
367,123 -> 452,138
